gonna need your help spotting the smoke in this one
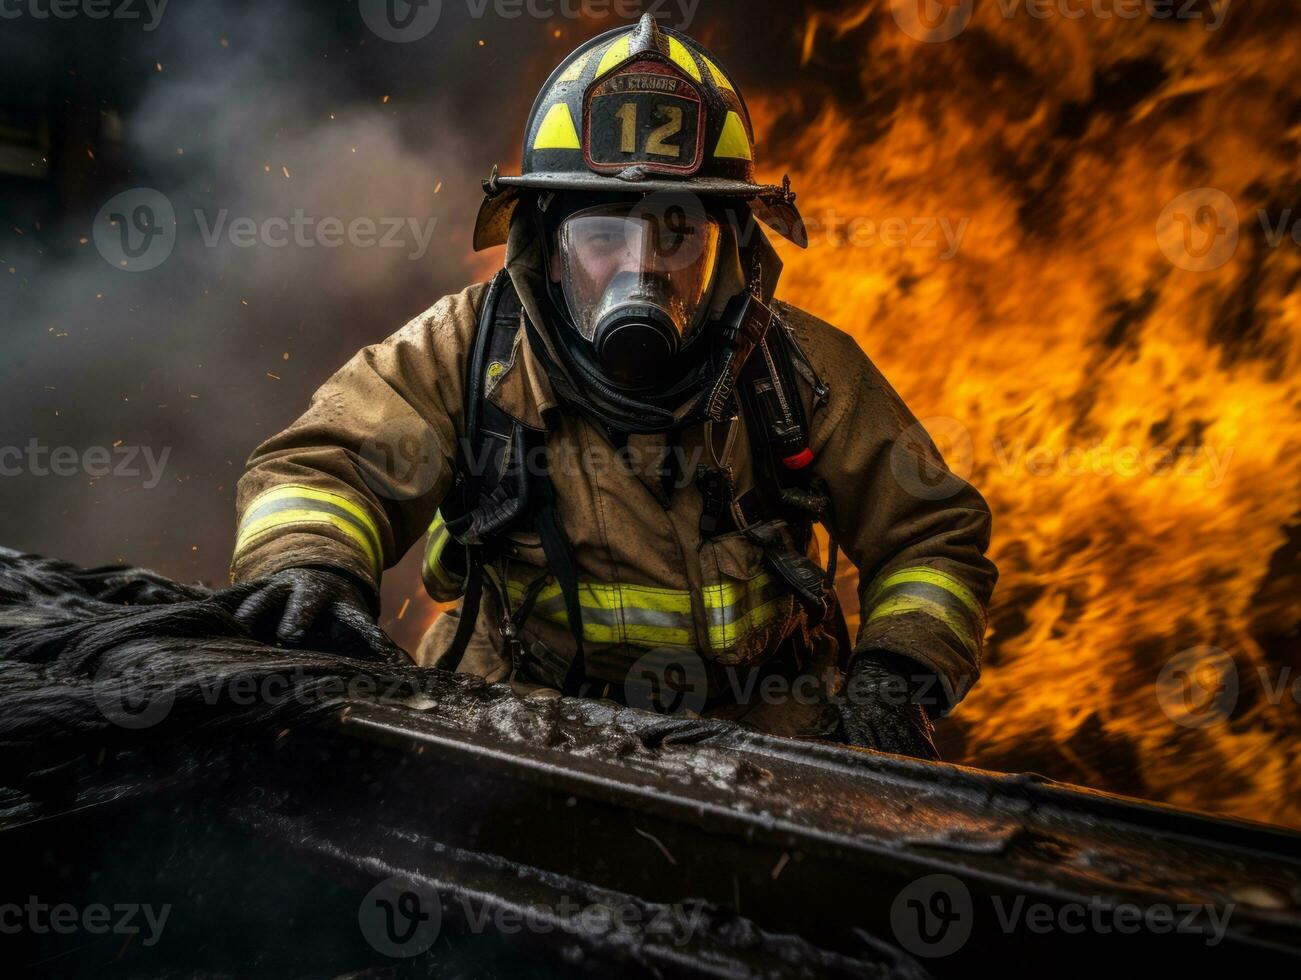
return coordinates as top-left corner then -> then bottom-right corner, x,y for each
0,0 -> 501,643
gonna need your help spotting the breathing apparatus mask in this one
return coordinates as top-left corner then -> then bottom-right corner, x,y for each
540,193 -> 737,394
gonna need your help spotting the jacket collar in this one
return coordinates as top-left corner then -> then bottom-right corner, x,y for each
483,219 -> 561,432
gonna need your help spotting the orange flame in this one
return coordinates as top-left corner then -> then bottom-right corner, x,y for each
754,1 -> 1301,826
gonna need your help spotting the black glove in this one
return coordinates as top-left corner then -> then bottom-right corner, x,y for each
230,567 -> 409,666
837,654 -> 940,761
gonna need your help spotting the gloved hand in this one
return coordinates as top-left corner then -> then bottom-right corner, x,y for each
229,567 -> 409,666
837,654 -> 940,760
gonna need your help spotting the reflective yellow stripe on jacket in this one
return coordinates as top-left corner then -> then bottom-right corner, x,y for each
504,572 -> 784,654
423,510 -> 466,600
865,565 -> 985,656
235,485 -> 383,577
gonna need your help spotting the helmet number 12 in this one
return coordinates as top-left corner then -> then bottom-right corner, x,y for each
615,102 -> 683,159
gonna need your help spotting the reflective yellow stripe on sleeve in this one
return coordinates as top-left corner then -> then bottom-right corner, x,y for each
235,485 -> 383,577
422,510 -> 465,598
865,565 -> 985,655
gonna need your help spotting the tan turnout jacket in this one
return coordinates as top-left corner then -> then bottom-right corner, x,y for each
231,223 -> 996,735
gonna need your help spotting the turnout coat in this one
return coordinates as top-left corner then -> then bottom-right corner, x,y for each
231,223 -> 996,737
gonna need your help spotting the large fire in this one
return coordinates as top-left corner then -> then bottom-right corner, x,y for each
753,1 -> 1300,827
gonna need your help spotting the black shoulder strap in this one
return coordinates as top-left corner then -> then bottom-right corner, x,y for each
440,269 -> 524,671
464,269 -> 522,469
441,272 -> 589,682
728,311 -> 848,630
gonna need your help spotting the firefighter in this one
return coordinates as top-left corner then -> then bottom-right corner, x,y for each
229,15 -> 996,759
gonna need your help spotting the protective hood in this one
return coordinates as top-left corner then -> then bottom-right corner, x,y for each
501,197 -> 784,435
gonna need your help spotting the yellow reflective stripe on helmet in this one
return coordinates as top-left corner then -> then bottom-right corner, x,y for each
557,48 -> 592,83
700,53 -> 735,92
422,511 -> 463,595
871,566 -> 985,629
533,103 -> 581,150
236,485 -> 383,574
595,35 -> 631,78
866,593 -> 980,657
236,509 -> 380,575
665,36 -> 702,82
713,111 -> 752,161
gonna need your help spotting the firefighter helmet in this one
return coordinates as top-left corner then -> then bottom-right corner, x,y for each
473,14 -> 806,250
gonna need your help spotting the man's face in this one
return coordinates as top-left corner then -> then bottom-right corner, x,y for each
551,200 -> 722,345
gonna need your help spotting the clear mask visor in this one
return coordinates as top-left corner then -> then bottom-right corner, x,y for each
557,201 -> 721,343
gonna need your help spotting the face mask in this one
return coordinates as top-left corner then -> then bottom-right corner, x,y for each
557,200 -> 721,390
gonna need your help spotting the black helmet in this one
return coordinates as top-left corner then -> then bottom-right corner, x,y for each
473,14 -> 806,251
